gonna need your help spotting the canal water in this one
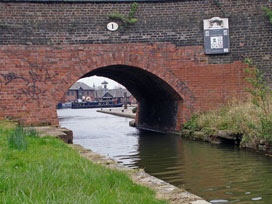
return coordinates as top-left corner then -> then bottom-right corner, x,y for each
58,108 -> 272,204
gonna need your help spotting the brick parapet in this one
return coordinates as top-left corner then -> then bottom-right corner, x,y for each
0,1 -> 271,75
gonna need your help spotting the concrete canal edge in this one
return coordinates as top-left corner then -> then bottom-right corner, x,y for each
71,144 -> 210,204
32,126 -> 210,204
28,126 -> 73,144
97,109 -> 136,119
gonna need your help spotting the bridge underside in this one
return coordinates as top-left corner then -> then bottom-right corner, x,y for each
86,65 -> 183,132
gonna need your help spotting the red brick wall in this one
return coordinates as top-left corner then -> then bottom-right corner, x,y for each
61,90 -> 95,102
0,1 -> 270,131
0,1 -> 271,79
64,91 -> 77,102
0,43 -> 248,129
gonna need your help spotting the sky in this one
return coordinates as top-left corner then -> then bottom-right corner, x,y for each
78,76 -> 125,89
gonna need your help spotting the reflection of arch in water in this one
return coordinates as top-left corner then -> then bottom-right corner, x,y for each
135,131 -> 183,176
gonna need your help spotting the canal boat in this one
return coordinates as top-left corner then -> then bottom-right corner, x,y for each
57,102 -> 72,109
71,100 -> 123,109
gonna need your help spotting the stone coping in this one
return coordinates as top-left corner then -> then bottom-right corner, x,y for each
71,144 -> 210,204
97,109 -> 136,119
27,126 -> 73,144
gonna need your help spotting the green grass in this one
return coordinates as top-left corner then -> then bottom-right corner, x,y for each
7,126 -> 28,150
0,121 -> 167,204
183,96 -> 272,144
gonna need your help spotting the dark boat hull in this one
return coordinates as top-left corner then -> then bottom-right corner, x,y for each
72,101 -> 123,109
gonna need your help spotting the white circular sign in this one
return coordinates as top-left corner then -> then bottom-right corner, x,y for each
107,22 -> 119,31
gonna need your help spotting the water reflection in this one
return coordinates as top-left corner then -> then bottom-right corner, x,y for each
58,109 -> 272,204
136,132 -> 272,203
58,108 -> 140,167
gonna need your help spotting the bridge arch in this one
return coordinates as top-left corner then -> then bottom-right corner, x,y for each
0,43 -> 247,131
42,44 -> 197,133
63,64 -> 189,132
53,53 -> 196,132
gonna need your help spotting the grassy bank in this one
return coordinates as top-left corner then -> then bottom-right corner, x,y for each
0,121 -> 166,204
184,96 -> 272,145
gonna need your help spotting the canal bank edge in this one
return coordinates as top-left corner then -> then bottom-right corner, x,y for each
96,108 -> 180,134
26,126 -> 73,144
36,125 -> 209,204
182,129 -> 272,157
97,109 -> 136,119
70,144 -> 210,204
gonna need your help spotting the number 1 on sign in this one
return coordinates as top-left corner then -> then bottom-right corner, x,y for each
107,22 -> 118,31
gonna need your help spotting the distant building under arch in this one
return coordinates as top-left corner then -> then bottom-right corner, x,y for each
60,81 -> 136,104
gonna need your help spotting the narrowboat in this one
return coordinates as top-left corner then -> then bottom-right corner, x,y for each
71,100 -> 123,109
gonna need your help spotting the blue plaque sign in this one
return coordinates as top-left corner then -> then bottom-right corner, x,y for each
203,17 -> 230,55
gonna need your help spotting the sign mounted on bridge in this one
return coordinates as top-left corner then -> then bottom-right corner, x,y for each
203,17 -> 230,55
107,22 -> 119,31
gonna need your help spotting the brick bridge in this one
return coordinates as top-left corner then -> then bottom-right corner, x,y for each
0,0 -> 271,132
